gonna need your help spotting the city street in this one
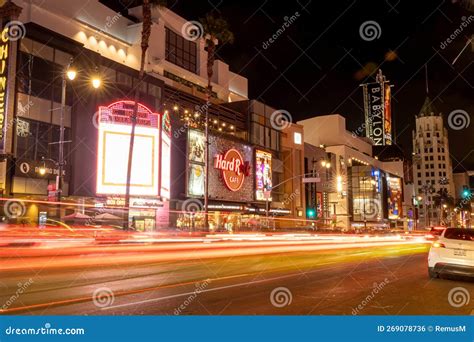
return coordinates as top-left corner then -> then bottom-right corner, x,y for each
1,235 -> 472,315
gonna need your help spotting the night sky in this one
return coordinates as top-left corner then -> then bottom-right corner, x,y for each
107,0 -> 474,171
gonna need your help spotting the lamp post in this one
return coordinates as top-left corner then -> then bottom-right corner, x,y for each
415,195 -> 422,230
55,60 -> 100,210
311,157 -> 331,223
55,59 -> 76,205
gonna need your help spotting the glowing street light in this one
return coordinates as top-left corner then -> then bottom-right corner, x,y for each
92,77 -> 101,89
336,175 -> 343,193
66,68 -> 77,80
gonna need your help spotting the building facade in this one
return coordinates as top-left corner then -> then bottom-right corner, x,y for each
299,114 -> 407,230
0,0 -> 251,228
304,143 -> 336,226
412,97 -> 455,228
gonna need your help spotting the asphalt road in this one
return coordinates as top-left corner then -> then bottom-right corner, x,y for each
1,242 -> 473,315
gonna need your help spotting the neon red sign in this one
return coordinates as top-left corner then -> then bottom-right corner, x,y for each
214,148 -> 247,192
98,100 -> 159,128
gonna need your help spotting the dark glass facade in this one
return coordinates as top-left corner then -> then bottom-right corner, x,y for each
165,27 -> 197,73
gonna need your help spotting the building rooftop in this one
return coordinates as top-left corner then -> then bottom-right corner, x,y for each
417,96 -> 440,117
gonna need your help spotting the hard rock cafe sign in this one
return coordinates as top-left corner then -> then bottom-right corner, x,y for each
214,148 -> 249,192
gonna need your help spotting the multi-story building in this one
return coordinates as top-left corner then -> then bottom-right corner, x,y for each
299,114 -> 407,230
0,0 -> 307,230
304,143 -> 336,225
412,97 -> 455,228
0,0 -> 248,226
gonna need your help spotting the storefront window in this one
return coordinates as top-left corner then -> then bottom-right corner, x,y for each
350,165 -> 382,221
16,118 -> 71,163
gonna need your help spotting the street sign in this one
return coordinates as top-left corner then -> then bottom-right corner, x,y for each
303,177 -> 321,183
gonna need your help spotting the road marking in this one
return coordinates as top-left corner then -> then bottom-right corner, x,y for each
102,272 -> 303,310
103,252 -> 414,311
0,246 -> 425,313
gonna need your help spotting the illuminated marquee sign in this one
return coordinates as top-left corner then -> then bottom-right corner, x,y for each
364,83 -> 384,146
0,25 -> 10,152
214,148 -> 249,192
96,101 -> 170,198
363,71 -> 392,146
98,101 -> 159,127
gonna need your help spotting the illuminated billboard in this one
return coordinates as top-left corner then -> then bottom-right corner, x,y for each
96,101 -> 169,198
214,148 -> 246,192
387,176 -> 402,219
363,71 -> 392,146
0,25 -> 11,152
188,130 -> 205,163
187,129 -> 206,197
160,112 -> 171,199
384,84 -> 392,145
255,150 -> 272,201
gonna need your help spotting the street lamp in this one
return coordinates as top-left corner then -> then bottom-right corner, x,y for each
91,77 -> 101,89
66,68 -> 77,81
56,59 -> 101,209
311,157 -> 332,223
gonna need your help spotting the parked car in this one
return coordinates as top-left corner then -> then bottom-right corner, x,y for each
428,228 -> 474,278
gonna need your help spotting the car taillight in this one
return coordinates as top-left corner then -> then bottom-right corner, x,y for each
432,242 -> 445,248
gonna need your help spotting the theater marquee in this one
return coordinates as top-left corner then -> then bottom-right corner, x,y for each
96,101 -> 170,198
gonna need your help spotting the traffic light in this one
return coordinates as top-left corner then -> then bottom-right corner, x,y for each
306,208 -> 316,218
462,186 -> 471,199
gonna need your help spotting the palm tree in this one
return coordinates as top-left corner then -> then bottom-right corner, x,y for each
124,0 -> 166,228
454,198 -> 472,227
433,188 -> 454,226
199,14 -> 234,230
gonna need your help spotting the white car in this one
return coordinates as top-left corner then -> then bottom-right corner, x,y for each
428,228 -> 474,278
